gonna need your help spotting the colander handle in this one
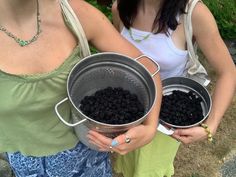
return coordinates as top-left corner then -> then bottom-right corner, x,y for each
157,123 -> 175,135
55,97 -> 87,127
134,55 -> 160,77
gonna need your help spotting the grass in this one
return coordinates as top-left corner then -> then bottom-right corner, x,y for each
191,174 -> 204,177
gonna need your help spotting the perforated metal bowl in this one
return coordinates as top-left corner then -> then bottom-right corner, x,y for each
157,77 -> 212,135
55,52 -> 160,149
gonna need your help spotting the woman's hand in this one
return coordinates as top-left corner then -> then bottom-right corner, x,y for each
172,124 -> 216,144
87,123 -> 156,155
172,126 -> 206,144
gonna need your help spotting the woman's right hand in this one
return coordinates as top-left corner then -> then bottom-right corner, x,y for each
87,123 -> 157,155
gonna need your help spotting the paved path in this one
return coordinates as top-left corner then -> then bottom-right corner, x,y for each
225,40 -> 236,64
219,150 -> 236,177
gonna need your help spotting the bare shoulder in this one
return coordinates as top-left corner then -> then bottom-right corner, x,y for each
68,0 -> 111,40
69,0 -> 105,22
69,0 -> 95,14
192,2 -> 215,22
191,2 -> 219,35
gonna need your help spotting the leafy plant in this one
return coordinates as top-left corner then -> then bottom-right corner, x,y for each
203,0 -> 236,39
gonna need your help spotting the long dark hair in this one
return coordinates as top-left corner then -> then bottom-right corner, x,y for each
117,0 -> 188,34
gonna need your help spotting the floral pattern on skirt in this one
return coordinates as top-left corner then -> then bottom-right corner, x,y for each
7,142 -> 112,177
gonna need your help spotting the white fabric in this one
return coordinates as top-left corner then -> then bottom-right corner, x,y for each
121,27 -> 188,80
60,0 -> 91,57
184,0 -> 210,86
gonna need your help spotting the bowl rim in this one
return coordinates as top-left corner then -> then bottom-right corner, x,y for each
159,76 -> 212,128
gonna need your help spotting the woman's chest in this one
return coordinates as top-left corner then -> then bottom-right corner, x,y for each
132,14 -> 187,51
134,37 -> 188,68
0,38 -> 74,75
0,30 -> 77,75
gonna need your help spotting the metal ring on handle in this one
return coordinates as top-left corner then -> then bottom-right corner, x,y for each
134,55 -> 160,77
54,97 -> 87,127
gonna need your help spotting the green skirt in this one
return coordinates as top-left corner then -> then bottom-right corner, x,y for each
114,132 -> 180,177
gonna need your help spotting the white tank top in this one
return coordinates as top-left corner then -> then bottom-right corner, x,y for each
121,27 -> 188,80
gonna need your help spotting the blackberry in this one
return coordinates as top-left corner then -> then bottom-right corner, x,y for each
79,87 -> 145,124
160,90 -> 204,126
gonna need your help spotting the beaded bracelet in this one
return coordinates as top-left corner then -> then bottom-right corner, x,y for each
201,123 -> 213,142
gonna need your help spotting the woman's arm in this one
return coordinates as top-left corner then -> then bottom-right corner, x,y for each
193,2 -> 236,132
173,2 -> 236,144
70,0 -> 162,154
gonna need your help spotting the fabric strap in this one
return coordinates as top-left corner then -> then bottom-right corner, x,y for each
184,0 -> 210,86
60,0 -> 91,57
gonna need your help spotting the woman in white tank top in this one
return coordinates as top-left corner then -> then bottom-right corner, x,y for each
121,26 -> 188,80
112,0 -> 236,177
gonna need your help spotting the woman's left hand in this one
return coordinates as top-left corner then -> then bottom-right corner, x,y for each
87,123 -> 156,155
172,126 -> 208,144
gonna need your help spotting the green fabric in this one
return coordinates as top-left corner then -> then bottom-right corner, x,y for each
114,132 -> 180,177
0,45 -> 82,156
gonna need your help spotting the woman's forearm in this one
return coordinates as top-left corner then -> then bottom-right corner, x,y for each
205,72 -> 236,134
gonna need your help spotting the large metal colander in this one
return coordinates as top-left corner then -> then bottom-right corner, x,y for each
69,57 -> 153,114
55,52 -> 160,149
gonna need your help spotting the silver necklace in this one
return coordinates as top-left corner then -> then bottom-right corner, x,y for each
0,0 -> 42,47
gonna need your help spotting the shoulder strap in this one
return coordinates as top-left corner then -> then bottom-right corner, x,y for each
60,0 -> 91,57
184,0 -> 202,72
184,0 -> 210,86
184,0 -> 201,49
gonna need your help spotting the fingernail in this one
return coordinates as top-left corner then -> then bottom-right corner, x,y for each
111,140 -> 119,147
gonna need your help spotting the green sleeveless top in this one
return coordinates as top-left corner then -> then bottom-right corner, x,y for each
0,45 -> 82,156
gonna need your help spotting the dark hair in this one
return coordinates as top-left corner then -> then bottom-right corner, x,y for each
117,0 -> 188,34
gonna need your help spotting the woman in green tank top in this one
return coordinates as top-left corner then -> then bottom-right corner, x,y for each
0,0 -> 163,176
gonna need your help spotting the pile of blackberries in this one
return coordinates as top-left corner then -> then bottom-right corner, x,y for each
160,90 -> 204,126
79,87 -> 145,124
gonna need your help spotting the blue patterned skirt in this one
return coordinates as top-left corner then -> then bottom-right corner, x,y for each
7,142 -> 112,177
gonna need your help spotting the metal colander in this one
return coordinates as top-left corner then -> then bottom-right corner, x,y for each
70,58 -> 152,113
55,52 -> 160,149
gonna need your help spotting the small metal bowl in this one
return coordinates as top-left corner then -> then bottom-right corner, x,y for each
157,77 -> 212,135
